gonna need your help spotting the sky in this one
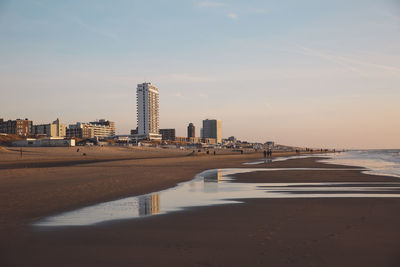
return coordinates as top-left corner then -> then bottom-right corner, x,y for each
0,0 -> 399,149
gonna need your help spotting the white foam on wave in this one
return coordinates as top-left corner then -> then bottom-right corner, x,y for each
320,150 -> 400,178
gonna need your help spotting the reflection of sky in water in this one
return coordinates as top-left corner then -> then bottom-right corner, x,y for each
34,167 -> 400,227
243,154 -> 326,165
246,150 -> 400,178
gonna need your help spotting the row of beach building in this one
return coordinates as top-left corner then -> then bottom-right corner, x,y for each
0,118 -> 115,139
0,82 -> 274,149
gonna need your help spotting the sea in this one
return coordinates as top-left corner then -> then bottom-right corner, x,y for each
322,149 -> 400,178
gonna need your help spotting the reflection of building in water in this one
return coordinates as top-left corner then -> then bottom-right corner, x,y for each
203,170 -> 223,183
138,194 -> 160,216
203,170 -> 223,193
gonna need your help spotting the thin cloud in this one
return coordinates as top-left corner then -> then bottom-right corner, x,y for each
227,13 -> 238,19
297,46 -> 365,75
335,54 -> 400,73
297,46 -> 400,76
197,1 -> 239,20
198,1 -> 263,20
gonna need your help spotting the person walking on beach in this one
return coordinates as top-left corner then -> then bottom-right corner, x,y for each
263,150 -> 267,158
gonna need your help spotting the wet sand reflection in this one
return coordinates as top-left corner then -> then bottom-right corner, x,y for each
33,168 -> 400,227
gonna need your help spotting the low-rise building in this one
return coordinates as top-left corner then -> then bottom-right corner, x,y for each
265,141 -> 275,149
173,136 -> 216,145
66,123 -> 94,139
131,128 -> 138,135
159,128 -> 176,141
187,137 -> 202,144
89,119 -> 115,137
12,138 -> 75,147
203,138 -> 217,145
0,118 -> 32,136
114,135 -> 131,143
67,119 -> 115,139
174,136 -> 187,143
33,118 -> 66,138
228,136 -> 237,143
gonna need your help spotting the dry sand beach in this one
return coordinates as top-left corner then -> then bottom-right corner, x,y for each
1,147 -> 400,266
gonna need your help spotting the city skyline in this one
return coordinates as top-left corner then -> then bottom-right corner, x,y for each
1,1 -> 399,149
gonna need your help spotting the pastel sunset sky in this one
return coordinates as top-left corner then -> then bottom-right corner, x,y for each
1,0 -> 399,148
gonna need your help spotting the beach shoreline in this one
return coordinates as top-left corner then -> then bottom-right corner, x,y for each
0,147 -> 326,226
1,148 -> 400,266
0,146 -> 322,169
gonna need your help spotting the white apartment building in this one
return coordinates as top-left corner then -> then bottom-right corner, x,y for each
89,119 -> 116,137
136,82 -> 161,140
67,119 -> 115,139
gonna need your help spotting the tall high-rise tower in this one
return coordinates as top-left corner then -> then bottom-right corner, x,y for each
202,119 -> 222,143
187,123 -> 195,138
136,82 -> 161,140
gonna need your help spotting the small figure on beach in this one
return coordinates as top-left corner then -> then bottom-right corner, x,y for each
263,150 -> 267,158
241,150 -> 244,154
206,150 -> 209,155
213,151 -> 216,155
82,153 -> 86,156
77,148 -> 80,152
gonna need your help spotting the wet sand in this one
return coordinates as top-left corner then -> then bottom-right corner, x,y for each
1,149 -> 400,266
0,148 -> 264,228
